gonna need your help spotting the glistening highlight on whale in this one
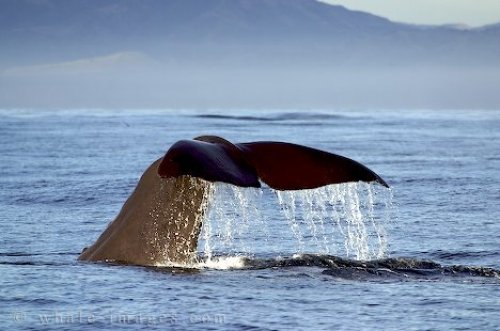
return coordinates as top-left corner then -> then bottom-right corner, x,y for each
78,136 -> 389,266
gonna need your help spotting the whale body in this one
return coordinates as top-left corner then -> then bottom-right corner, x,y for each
78,136 -> 388,266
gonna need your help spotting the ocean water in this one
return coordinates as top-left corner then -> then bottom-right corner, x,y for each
0,109 -> 499,330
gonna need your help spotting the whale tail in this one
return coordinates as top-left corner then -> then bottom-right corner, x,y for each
158,136 -> 388,190
80,136 -> 389,267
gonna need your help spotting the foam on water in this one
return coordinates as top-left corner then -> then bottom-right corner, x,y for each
198,181 -> 393,263
155,255 -> 248,270
196,256 -> 248,270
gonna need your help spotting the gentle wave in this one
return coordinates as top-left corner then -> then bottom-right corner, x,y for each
152,253 -> 500,281
192,112 -> 359,122
425,250 -> 500,261
241,254 -> 500,278
0,252 -> 79,257
2,252 -> 499,281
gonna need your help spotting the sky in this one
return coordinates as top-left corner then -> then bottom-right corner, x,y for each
320,0 -> 500,27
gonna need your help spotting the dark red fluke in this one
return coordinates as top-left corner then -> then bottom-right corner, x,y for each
158,136 -> 389,190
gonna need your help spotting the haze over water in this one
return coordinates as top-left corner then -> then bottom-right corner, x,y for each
1,0 -> 500,110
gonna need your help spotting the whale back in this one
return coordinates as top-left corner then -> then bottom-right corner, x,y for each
79,159 -> 211,266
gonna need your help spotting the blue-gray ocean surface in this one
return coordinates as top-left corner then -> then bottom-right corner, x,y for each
1,109 -> 499,330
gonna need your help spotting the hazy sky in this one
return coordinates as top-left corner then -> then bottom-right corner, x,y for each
320,0 -> 500,27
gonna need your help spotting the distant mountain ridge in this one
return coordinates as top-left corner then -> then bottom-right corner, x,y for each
1,0 -> 499,109
1,0 -> 499,66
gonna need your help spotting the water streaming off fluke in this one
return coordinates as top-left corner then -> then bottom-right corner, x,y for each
198,182 -> 394,261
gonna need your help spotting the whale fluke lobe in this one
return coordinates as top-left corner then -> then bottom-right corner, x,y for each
237,141 -> 389,190
79,136 -> 388,266
157,137 -> 260,188
158,135 -> 389,189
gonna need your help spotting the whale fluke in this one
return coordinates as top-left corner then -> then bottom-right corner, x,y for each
79,136 -> 388,266
237,141 -> 388,190
158,135 -> 389,190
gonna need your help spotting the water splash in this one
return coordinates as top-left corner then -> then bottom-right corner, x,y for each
198,182 -> 393,261
275,183 -> 392,260
200,183 -> 267,260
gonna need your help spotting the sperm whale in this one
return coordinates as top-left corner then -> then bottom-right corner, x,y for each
78,136 -> 388,266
